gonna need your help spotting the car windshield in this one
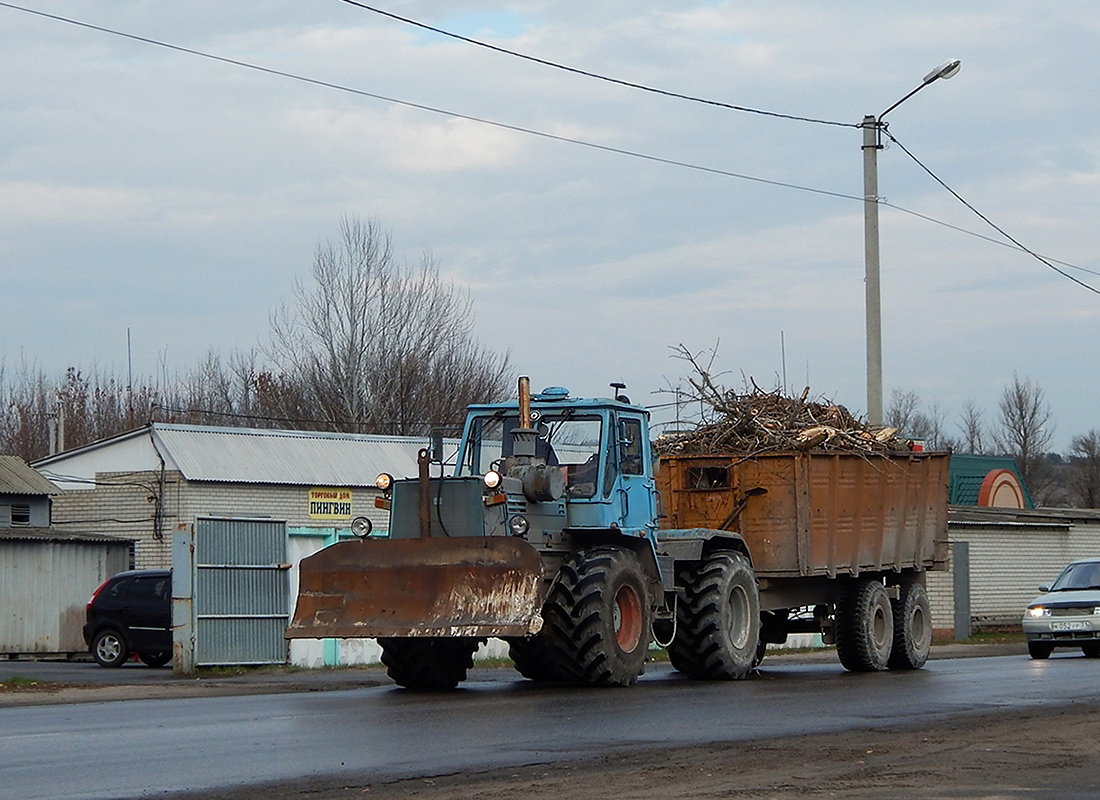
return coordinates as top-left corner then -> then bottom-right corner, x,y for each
1050,562 -> 1100,591
460,411 -> 603,498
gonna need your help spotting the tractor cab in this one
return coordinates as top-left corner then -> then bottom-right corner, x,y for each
456,386 -> 658,536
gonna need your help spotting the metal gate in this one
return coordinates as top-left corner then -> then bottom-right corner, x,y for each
191,518 -> 289,666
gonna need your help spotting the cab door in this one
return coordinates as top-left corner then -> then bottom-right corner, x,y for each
614,414 -> 657,534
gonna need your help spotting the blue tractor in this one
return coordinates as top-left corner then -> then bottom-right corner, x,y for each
288,377 -> 760,688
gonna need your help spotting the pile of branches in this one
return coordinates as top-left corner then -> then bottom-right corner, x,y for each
655,349 -> 908,456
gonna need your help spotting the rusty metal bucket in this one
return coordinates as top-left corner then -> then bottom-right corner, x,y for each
286,536 -> 545,639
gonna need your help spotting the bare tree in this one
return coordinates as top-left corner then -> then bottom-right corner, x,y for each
265,216 -> 511,434
1068,430 -> 1100,508
992,374 -> 1054,502
885,389 -> 948,449
957,400 -> 987,454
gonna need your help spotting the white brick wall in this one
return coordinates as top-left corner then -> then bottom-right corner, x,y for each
927,518 -> 1100,631
51,472 -> 385,570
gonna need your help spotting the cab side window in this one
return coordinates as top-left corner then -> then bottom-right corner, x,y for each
621,418 -> 644,476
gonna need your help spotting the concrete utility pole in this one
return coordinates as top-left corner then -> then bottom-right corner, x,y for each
863,59 -> 960,427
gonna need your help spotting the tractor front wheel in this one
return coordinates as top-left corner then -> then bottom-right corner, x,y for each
542,545 -> 652,686
377,637 -> 483,690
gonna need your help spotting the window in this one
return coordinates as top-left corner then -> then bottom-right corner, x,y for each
10,504 -> 31,526
620,419 -> 644,476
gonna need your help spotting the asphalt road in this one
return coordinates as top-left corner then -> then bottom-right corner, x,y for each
2,649 -> 1096,800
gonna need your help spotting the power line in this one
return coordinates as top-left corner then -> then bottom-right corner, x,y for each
0,2 -> 861,203
3,3 -> 1093,287
884,129 -> 1100,295
335,0 -> 856,129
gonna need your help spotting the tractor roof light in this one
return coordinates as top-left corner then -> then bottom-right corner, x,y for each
375,473 -> 393,492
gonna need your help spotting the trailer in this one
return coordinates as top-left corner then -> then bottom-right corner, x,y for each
657,450 -> 950,669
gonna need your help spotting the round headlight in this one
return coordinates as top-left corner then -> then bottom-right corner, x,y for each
508,515 -> 530,537
375,473 -> 393,491
483,470 -> 502,490
350,516 -> 373,538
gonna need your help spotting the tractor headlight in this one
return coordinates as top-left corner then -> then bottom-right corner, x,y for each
375,473 -> 393,492
1027,606 -> 1050,618
350,517 -> 373,538
508,515 -> 530,537
483,470 -> 502,490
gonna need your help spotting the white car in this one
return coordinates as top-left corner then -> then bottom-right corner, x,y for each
1022,558 -> 1100,660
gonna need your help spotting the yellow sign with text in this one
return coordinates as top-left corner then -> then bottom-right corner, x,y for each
308,487 -> 353,520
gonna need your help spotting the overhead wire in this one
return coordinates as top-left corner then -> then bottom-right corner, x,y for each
334,0 -> 857,129
2,2 -> 1095,291
884,129 -> 1100,294
0,1 -> 860,204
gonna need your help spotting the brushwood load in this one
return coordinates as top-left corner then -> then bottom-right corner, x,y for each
287,377 -> 949,689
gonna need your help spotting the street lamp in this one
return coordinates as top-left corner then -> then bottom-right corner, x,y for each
862,59 -> 960,426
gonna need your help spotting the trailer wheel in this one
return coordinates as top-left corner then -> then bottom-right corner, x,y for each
668,551 -> 760,680
542,545 -> 652,686
887,581 -> 932,670
377,637 -> 483,690
834,579 -> 894,672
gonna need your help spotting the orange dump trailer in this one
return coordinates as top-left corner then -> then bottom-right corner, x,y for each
656,450 -> 950,579
655,450 -> 949,670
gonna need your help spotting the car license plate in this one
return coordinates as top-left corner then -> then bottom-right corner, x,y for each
1051,620 -> 1092,632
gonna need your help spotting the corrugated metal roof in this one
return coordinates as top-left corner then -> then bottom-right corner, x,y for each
0,527 -> 133,543
0,456 -> 58,495
149,424 -> 442,486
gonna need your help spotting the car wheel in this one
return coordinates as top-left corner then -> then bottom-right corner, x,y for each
1027,641 -> 1053,660
91,629 -> 129,668
138,651 -> 172,668
1081,643 -> 1100,658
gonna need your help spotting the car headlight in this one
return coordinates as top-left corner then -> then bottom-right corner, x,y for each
375,473 -> 393,492
508,515 -> 530,537
1093,607 -> 1100,616
483,470 -> 502,490
1027,606 -> 1050,618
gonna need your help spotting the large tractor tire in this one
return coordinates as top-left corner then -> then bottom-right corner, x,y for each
834,579 -> 894,672
668,551 -> 760,680
377,636 -> 483,690
507,633 -> 566,682
887,581 -> 932,670
542,545 -> 652,686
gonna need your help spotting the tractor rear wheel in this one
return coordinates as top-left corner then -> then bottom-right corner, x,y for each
377,636 -> 483,690
668,551 -> 760,680
542,545 -> 652,686
888,581 -> 932,670
834,579 -> 894,672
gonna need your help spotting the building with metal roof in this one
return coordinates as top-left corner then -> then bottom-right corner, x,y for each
34,423 -> 433,490
32,423 -> 437,569
29,423 -> 449,668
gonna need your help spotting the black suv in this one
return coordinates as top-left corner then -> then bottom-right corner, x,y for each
83,569 -> 172,668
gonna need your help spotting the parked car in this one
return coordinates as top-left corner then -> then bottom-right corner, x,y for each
1022,558 -> 1100,660
83,569 -> 172,668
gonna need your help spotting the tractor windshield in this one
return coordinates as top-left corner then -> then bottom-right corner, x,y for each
461,412 -> 604,499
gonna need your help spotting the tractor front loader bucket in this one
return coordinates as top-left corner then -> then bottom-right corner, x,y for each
286,536 -> 546,639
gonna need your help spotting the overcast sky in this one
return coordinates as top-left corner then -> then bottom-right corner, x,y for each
1,1 -> 1097,449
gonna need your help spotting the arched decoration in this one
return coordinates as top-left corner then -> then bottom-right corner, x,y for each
976,469 -> 1026,509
